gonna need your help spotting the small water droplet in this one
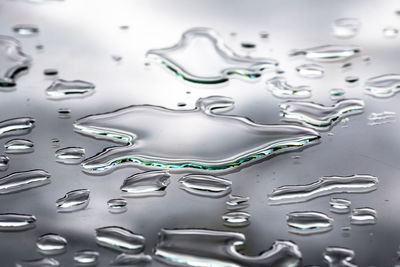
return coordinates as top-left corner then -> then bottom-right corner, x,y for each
55,147 -> 85,164
368,111 -> 396,126
107,198 -> 127,214
45,79 -> 95,100
43,68 -> 58,76
323,247 -> 356,267
112,55 -> 122,62
120,170 -> 170,197
364,74 -> 400,98
177,102 -> 186,107
341,62 -> 352,70
16,257 -> 59,267
110,253 -> 152,266
259,31 -> 269,39
226,194 -> 249,210
362,55 -> 371,63
241,42 -> 256,49
179,174 -> 232,198
0,170 -> 51,194
332,18 -> 361,39
0,213 -> 36,231
57,108 -> 71,119
266,76 -> 311,99
51,138 -> 60,148
35,44 -> 44,50
383,27 -> 399,38
36,233 -> 67,255
295,64 -> 324,78
0,155 -> 9,171
4,139 -> 34,154
350,207 -> 377,225
345,76 -> 359,84
289,45 -> 361,62
119,25 -> 129,30
222,211 -> 250,227
74,250 -> 99,266
12,24 -> 39,36
330,198 -> 351,214
330,88 -> 346,100
56,189 -> 90,212
96,226 -> 145,253
287,211 -> 333,235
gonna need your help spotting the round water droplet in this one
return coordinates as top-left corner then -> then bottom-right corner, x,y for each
383,27 -> 399,38
74,250 -> 99,266
332,18 -> 360,39
36,233 -> 67,255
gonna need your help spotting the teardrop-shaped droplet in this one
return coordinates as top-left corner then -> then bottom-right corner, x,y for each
56,189 -> 90,212
12,24 -> 39,36
110,253 -> 152,266
45,79 -> 95,100
16,257 -> 59,267
74,250 -> 99,266
383,27 -> 399,38
179,174 -> 232,198
0,155 -> 9,171
332,18 -> 361,39
0,169 -> 51,194
287,211 -> 333,235
222,211 -> 251,227
4,139 -> 34,154
95,226 -> 145,253
120,170 -> 170,197
330,88 -> 345,100
108,198 -> 127,214
295,64 -> 324,78
364,74 -> 400,98
289,45 -> 361,62
36,233 -> 67,255
55,147 -> 85,164
329,198 -> 351,214
0,117 -> 35,138
323,246 -> 356,267
266,76 -> 311,99
226,194 -> 249,210
350,207 -> 377,225
0,213 -> 36,231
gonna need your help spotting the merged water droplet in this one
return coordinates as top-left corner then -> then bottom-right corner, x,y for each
323,247 -> 356,267
0,117 -> 35,138
74,250 -> 99,266
15,257 -> 59,267
4,139 -> 34,154
226,194 -> 249,210
36,233 -> 67,255
289,45 -> 361,62
0,169 -> 51,194
179,174 -> 232,198
368,111 -> 396,126
330,198 -> 351,214
107,198 -> 127,213
45,79 -> 95,100
222,211 -> 250,227
332,18 -> 361,39
0,213 -> 36,231
55,147 -> 85,164
268,175 -> 378,205
364,74 -> 400,98
383,27 -> 399,38
95,226 -> 145,253
266,76 -> 311,99
154,228 -> 302,266
0,155 -> 9,171
280,99 -> 365,131
330,88 -> 345,100
350,207 -> 377,225
74,96 -> 320,174
56,189 -> 90,212
12,24 -> 39,36
295,64 -> 324,78
120,170 -> 170,197
110,253 -> 152,266
146,28 -> 278,85
286,211 -> 333,235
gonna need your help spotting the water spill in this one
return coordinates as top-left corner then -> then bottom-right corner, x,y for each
330,198 -> 351,214
289,45 -> 361,62
154,228 -> 302,266
0,169 -> 51,194
120,170 -> 170,197
146,28 -> 278,85
268,175 -> 378,205
0,213 -> 36,231
0,155 -> 9,171
330,88 -> 345,100
280,99 -> 365,131
332,18 -> 360,39
36,233 -> 67,255
57,108 -> 71,119
222,211 -> 250,227
0,36 -> 31,88
44,68 -> 58,76
323,247 -> 356,267
0,117 -> 35,139
345,76 -> 359,84
74,250 -> 99,266
95,226 -> 145,253
179,174 -> 232,198
74,96 -> 320,174
350,207 -> 377,225
45,79 -> 95,100
383,27 -> 399,38
295,64 -> 324,78
4,139 -> 34,154
56,189 -> 90,212
226,194 -> 249,210
12,24 -> 39,36
364,74 -> 400,98
107,198 -> 127,213
368,111 -> 396,126
286,211 -> 333,235
55,147 -> 85,164
15,258 -> 59,267
110,253 -> 152,266
266,76 -> 311,99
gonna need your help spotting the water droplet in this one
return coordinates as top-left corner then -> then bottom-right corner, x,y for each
119,25 -> 129,30
16,257 -> 59,267
226,194 -> 249,210
295,64 -> 324,78
55,147 -> 85,164
0,117 -> 35,138
259,31 -> 269,39
268,175 -> 378,205
45,79 -> 95,100
57,108 -> 71,119
222,211 -> 250,227
368,111 -> 396,126
43,68 -> 58,76
56,189 -> 90,212
287,211 -> 333,235
266,76 -> 311,99
383,27 -> 399,38
364,74 -> 400,98
107,198 -> 127,214
275,68 -> 285,75
74,96 -> 320,174
12,24 -> 39,36
323,247 -> 356,267
74,250 -> 99,266
332,18 -> 361,39
146,28 -> 278,85
120,170 -> 170,197
0,213 -> 36,231
36,233 -> 67,255
4,139 -> 34,154
110,253 -> 152,266
51,138 -> 60,148
350,207 -> 377,225
345,76 -> 359,84
342,62 -> 352,70
112,55 -> 122,62
241,42 -> 256,49
0,169 -> 51,194
177,102 -> 186,107
35,44 -> 44,50
154,229 -> 302,266
0,155 -> 9,171
280,99 -> 365,131
362,55 -> 371,63
179,174 -> 232,198
330,88 -> 346,100
289,45 -> 361,62
330,198 -> 351,214
95,226 -> 145,253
